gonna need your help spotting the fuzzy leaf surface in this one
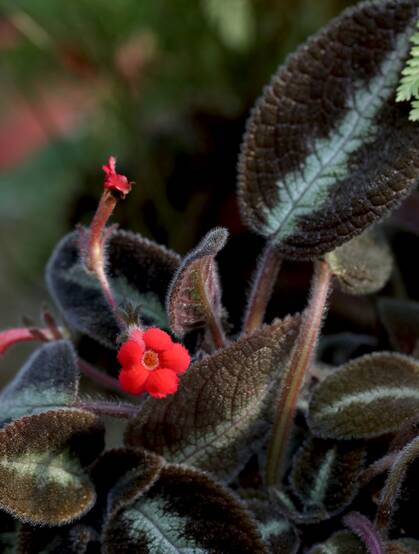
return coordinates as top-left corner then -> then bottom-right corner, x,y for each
167,227 -> 228,338
0,409 -> 104,525
46,229 -> 180,348
245,495 -> 299,553
326,231 -> 393,295
238,0 -> 419,259
308,352 -> 419,439
290,437 -> 365,517
125,315 -> 299,481
0,340 -> 79,426
103,464 -> 267,554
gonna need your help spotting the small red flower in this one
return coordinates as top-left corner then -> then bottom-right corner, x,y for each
117,327 -> 191,398
102,156 -> 132,198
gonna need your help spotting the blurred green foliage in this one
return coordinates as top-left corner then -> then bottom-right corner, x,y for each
0,0 -> 355,377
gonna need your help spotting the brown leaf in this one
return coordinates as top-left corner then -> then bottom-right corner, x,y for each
102,464 -> 267,554
167,227 -> 228,339
125,315 -> 300,481
0,409 -> 104,525
238,0 -> 419,259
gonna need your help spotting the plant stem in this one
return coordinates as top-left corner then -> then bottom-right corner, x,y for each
360,452 -> 398,487
344,512 -> 385,554
243,241 -> 282,335
86,190 -> 119,313
78,358 -> 122,393
197,271 -> 226,349
75,399 -> 141,419
376,435 -> 419,536
266,259 -> 332,486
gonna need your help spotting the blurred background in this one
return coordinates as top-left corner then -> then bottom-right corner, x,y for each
0,0 -> 369,383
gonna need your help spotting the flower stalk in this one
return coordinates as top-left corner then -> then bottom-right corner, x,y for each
266,259 -> 332,486
243,240 -> 282,335
83,156 -> 132,325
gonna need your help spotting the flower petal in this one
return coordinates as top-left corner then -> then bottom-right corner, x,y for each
119,365 -> 148,395
117,339 -> 144,368
145,369 -> 179,398
159,343 -> 191,374
143,328 -> 173,352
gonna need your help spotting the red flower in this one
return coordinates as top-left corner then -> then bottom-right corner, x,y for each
117,327 -> 191,398
102,156 -> 132,198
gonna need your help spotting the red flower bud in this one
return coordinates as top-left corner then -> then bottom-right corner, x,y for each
102,156 -> 132,198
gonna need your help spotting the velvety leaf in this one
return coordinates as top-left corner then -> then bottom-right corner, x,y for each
102,464 -> 267,554
101,449 -> 164,520
0,340 -> 79,426
309,530 -> 366,554
378,298 -> 419,355
290,437 -> 365,516
166,227 -> 228,338
86,447 -> 164,531
246,496 -> 299,553
238,0 -> 419,260
0,409 -> 104,525
308,352 -> 419,439
46,229 -> 180,348
125,315 -> 300,481
326,231 -> 393,295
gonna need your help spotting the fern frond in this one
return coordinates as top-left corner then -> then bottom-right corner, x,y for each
397,20 -> 419,120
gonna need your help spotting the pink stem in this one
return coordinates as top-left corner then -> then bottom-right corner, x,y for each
243,241 -> 282,335
266,259 -> 332,486
344,512 -> 385,554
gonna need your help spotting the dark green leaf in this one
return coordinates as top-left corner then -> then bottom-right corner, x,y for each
245,495 -> 299,553
0,340 -> 79,426
0,409 -> 104,525
238,0 -> 419,260
309,530 -> 366,554
378,298 -> 419,355
326,231 -> 393,295
308,352 -> 419,439
125,315 -> 300,481
46,229 -> 180,348
167,227 -> 228,338
290,437 -> 365,517
102,464 -> 267,554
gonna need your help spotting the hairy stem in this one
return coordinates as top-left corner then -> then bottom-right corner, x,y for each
376,435 -> 419,536
243,241 -> 282,335
266,259 -> 332,486
75,399 -> 141,419
344,512 -> 385,554
85,190 -> 123,324
78,358 -> 122,393
360,452 -> 398,487
197,271 -> 226,349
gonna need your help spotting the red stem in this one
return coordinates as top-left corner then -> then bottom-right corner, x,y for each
243,241 -> 282,335
266,259 -> 332,486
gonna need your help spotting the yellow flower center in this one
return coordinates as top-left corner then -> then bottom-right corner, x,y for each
142,350 -> 159,370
